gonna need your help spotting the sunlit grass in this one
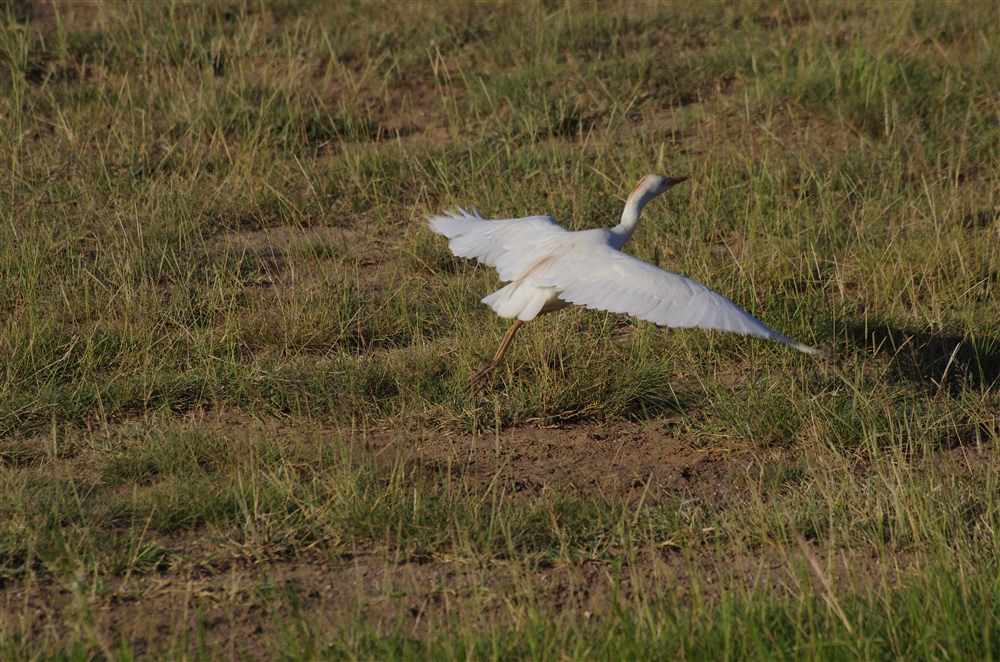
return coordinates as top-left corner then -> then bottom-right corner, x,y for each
1,0 -> 998,657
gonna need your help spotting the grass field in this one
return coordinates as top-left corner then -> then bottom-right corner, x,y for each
1,0 -> 999,658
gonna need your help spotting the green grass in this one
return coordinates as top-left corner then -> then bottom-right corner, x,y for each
1,0 -> 999,657
326,573 -> 1000,660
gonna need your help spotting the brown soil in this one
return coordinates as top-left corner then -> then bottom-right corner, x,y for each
398,421 -> 740,506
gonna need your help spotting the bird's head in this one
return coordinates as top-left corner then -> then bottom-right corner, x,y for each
616,173 -> 689,243
630,173 -> 688,200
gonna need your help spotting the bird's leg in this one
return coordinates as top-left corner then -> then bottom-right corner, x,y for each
470,320 -> 524,394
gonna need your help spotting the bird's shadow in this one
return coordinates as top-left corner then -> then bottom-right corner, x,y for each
843,322 -> 1000,395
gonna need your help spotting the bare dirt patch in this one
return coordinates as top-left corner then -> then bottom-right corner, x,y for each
396,421 -> 741,506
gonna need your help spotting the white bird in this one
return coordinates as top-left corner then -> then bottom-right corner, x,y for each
428,174 -> 828,392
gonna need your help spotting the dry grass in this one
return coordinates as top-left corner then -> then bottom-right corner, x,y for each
1,0 -> 999,658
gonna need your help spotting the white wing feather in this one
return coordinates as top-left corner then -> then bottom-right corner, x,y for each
532,242 -> 826,355
427,208 -> 826,356
427,208 -> 570,281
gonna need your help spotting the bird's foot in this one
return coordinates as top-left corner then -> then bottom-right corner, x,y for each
469,360 -> 499,395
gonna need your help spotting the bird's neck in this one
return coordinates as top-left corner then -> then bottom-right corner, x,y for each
610,189 -> 658,249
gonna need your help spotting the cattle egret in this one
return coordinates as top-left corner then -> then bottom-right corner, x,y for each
428,174 -> 828,392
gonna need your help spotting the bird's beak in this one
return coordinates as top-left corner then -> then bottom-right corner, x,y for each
668,176 -> 689,186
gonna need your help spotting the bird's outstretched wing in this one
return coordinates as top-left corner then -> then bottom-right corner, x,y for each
531,241 -> 827,356
428,207 -> 826,356
427,208 -> 571,281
